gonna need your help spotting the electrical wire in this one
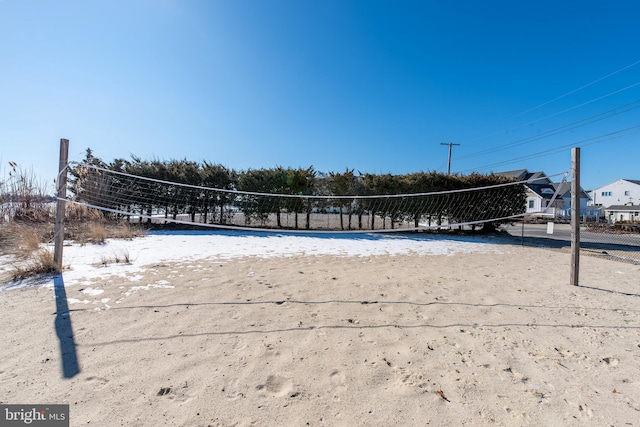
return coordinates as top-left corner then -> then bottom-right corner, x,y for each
461,125 -> 640,173
458,79 -> 640,147
457,58 -> 640,146
455,100 -> 640,161
504,59 -> 640,122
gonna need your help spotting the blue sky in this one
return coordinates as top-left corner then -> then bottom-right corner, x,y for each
1,0 -> 639,192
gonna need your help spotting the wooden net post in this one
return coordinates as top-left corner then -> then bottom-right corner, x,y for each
570,147 -> 580,286
53,138 -> 69,272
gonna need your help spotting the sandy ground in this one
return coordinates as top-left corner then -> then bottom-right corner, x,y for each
1,233 -> 639,426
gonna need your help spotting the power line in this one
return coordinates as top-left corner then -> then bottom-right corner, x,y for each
504,59 -> 640,122
458,59 -> 640,145
455,100 -> 640,161
460,125 -> 640,173
459,79 -> 640,147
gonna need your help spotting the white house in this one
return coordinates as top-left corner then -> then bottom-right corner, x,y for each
604,204 -> 640,223
551,181 -> 589,217
496,169 -> 588,217
588,179 -> 640,209
525,183 -> 563,216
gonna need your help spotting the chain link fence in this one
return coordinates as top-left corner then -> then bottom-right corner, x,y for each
500,219 -> 640,265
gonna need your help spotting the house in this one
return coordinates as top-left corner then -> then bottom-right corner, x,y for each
524,183 -> 563,216
604,204 -> 640,223
496,169 -> 589,217
551,181 -> 589,217
588,179 -> 640,209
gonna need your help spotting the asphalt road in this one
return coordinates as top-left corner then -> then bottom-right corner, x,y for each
500,223 -> 640,258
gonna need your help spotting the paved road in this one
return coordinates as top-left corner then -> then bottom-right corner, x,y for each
500,223 -> 640,257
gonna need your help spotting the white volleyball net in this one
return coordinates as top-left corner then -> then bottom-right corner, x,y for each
63,163 -> 533,233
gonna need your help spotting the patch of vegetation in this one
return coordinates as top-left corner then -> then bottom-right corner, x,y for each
99,249 -> 131,266
11,248 -> 58,281
1,161 -> 144,282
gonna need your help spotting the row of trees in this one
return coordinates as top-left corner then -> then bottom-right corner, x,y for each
69,149 -> 526,231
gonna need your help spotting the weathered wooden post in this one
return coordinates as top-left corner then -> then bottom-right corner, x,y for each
53,138 -> 69,272
570,147 -> 580,286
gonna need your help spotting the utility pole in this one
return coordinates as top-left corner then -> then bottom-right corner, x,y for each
440,142 -> 460,175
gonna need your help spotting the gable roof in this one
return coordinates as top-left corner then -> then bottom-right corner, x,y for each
497,169 -> 529,180
604,204 -> 640,212
551,182 -> 590,199
495,169 -> 549,184
592,178 -> 640,190
526,183 -> 562,200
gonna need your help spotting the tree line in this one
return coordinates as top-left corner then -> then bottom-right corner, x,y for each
69,149 -> 526,231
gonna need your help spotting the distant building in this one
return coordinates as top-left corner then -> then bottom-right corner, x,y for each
604,204 -> 640,223
550,181 -> 589,217
496,169 -> 588,217
588,179 -> 640,209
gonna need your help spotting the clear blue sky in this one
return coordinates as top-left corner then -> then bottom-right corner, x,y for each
1,0 -> 639,192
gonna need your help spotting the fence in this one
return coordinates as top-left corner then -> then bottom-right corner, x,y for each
503,219 -> 640,265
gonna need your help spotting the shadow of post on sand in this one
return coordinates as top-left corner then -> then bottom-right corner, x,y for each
53,274 -> 80,378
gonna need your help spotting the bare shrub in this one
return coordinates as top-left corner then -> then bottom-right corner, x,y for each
1,162 -> 53,223
0,222 -> 45,257
12,248 -> 58,280
108,222 -> 140,240
88,222 -> 107,243
65,203 -> 102,223
17,226 -> 41,257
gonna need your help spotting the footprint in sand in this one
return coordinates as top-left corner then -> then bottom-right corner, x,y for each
329,370 -> 347,401
256,375 -> 293,397
329,369 -> 346,385
85,376 -> 109,390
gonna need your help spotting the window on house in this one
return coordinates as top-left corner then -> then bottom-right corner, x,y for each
625,191 -> 630,196
601,191 -> 612,196
528,200 -> 534,209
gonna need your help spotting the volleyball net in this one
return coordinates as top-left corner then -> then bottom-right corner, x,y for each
61,163 -> 552,233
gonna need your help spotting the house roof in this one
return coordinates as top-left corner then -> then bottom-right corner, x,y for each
496,169 -> 528,179
551,182 -> 590,199
592,178 -> 640,190
604,204 -> 640,212
495,169 -> 549,184
526,183 -> 562,200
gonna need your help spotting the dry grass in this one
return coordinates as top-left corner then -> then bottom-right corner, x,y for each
0,222 -> 46,258
1,213 -> 144,282
88,222 -> 107,244
1,164 -> 144,282
65,203 -> 104,223
99,248 -> 131,266
11,248 -> 58,280
108,222 -> 138,239
0,223 -> 59,280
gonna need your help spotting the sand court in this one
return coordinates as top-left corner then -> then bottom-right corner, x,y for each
1,232 -> 639,426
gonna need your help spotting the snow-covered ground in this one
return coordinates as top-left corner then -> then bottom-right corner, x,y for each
2,230 -> 509,290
